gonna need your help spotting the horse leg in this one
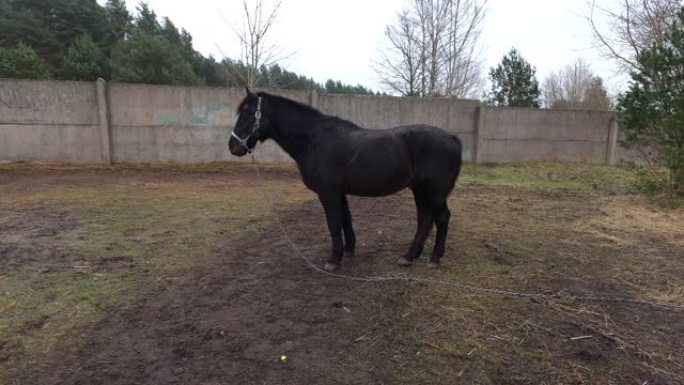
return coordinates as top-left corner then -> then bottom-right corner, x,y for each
341,195 -> 356,258
398,188 -> 434,266
318,192 -> 344,272
429,198 -> 451,268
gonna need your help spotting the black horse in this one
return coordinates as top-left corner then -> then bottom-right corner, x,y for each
229,89 -> 462,272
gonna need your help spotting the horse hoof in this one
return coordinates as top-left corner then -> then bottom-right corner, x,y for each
427,261 -> 440,269
397,257 -> 413,267
323,263 -> 339,272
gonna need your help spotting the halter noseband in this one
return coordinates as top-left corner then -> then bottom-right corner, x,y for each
231,96 -> 262,154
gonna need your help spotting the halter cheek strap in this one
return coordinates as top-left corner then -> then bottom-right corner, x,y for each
231,97 -> 262,154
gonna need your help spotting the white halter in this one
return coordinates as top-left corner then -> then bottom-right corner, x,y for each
230,97 -> 262,154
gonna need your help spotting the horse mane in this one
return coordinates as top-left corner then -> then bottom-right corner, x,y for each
259,92 -> 320,115
256,91 -> 361,130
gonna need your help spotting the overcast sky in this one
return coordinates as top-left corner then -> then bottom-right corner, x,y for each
112,0 -> 625,95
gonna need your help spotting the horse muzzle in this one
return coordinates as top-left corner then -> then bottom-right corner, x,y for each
228,137 -> 249,157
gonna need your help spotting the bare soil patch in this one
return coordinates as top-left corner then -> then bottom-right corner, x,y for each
1,164 -> 682,385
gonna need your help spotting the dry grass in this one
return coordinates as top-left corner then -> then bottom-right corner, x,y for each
573,195 -> 684,246
0,165 -> 311,382
1,162 -> 682,385
347,164 -> 684,385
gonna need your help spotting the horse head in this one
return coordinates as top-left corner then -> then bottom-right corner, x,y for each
229,88 -> 270,156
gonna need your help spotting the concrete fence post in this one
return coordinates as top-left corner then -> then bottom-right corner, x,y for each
606,115 -> 619,165
473,105 -> 485,163
95,78 -> 113,164
309,89 -> 318,109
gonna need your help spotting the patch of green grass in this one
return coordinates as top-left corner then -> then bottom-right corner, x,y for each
0,270 -> 132,352
461,162 -> 637,194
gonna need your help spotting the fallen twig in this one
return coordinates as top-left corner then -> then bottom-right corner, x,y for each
0,301 -> 17,314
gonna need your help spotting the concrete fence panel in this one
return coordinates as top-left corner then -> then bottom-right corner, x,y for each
0,79 -> 106,163
0,79 -> 621,165
478,107 -> 615,163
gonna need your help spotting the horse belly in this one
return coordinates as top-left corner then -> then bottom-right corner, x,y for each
345,152 -> 412,197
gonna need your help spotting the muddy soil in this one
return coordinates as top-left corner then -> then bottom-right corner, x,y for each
2,166 -> 682,385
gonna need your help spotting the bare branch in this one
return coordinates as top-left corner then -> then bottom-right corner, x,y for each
583,0 -> 681,74
224,0 -> 287,88
374,0 -> 487,98
543,58 -> 612,110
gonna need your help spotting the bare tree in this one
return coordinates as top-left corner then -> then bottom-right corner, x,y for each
375,10 -> 423,96
375,0 -> 487,98
585,0 -> 682,73
443,0 -> 487,97
543,58 -> 612,110
225,0 -> 284,87
543,59 -> 594,108
584,77 -> 613,110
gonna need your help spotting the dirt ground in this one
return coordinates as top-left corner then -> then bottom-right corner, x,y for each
1,164 -> 683,385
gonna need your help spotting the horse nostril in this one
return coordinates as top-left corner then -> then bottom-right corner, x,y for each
228,140 -> 247,156
228,140 -> 239,154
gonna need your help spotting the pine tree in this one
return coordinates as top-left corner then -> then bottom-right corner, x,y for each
60,35 -> 107,81
110,31 -> 199,85
487,48 -> 541,107
135,2 -> 161,36
0,43 -> 51,79
162,18 -> 182,46
0,0 -> 109,68
617,7 -> 684,194
105,0 -> 133,44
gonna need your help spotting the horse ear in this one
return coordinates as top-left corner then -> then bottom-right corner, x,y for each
245,87 -> 255,97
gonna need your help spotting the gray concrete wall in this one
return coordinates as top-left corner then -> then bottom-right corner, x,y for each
108,84 -> 314,164
478,107 -> 615,163
0,79 -> 620,165
0,79 -> 107,163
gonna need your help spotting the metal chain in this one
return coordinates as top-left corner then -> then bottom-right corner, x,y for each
248,155 -> 684,312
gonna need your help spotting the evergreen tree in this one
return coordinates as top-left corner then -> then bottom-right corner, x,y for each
105,0 -> 133,44
110,31 -> 199,85
617,7 -> 684,194
195,56 -> 227,86
174,27 -> 210,84
0,1 -> 55,60
60,35 -> 107,80
0,43 -> 51,79
0,0 -> 376,92
0,0 -> 109,68
162,18 -> 182,46
323,79 -> 373,95
487,48 -> 541,107
134,2 -> 161,36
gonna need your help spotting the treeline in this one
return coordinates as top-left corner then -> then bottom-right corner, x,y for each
0,0 -> 375,94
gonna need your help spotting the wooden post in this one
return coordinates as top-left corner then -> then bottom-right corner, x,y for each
95,78 -> 113,164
